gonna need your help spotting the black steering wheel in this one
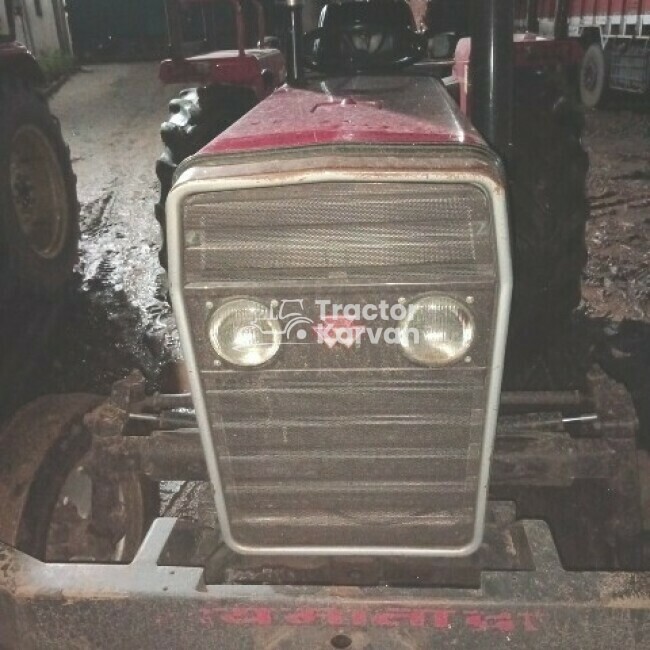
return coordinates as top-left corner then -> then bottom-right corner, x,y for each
340,23 -> 389,59
304,22 -> 425,73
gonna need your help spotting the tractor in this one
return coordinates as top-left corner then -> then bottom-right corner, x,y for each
0,0 -> 648,647
0,0 -> 79,298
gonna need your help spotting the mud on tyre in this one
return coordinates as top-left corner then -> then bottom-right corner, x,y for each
0,73 -> 79,297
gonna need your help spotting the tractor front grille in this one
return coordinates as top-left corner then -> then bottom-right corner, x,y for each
203,372 -> 482,548
170,151 -> 510,556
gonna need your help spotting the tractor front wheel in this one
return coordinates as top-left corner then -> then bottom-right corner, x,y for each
0,395 -> 159,562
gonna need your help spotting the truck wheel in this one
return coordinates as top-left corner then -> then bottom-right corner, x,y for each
580,43 -> 608,109
0,74 -> 79,297
155,85 -> 256,269
505,68 -> 589,389
0,395 -> 159,562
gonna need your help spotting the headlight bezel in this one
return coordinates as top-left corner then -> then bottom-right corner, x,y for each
398,293 -> 476,367
208,297 -> 282,368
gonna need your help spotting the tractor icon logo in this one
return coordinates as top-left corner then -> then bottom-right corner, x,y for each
267,299 -> 315,343
273,299 -> 305,321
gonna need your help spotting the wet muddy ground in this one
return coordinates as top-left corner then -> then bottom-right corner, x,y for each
1,63 -> 648,437
1,63 -> 183,420
580,96 -> 650,444
583,98 -> 650,324
49,63 -> 184,386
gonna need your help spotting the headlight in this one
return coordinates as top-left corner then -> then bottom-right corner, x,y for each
209,299 -> 281,367
399,294 -> 475,366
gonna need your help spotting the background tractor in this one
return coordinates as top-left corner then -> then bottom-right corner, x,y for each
155,0 -> 286,268
0,0 -> 648,647
0,0 -> 79,298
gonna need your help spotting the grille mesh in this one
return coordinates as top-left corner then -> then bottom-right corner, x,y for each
181,180 -> 497,553
183,183 -> 492,281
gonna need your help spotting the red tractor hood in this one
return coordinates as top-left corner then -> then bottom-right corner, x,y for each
198,75 -> 484,157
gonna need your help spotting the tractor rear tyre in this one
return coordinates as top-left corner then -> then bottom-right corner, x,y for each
505,68 -> 590,389
155,84 -> 256,269
0,74 -> 79,297
0,394 -> 159,562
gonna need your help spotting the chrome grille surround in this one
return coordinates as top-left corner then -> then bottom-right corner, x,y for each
167,147 -> 512,557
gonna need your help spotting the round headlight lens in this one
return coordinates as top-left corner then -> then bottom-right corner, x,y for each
208,299 -> 281,367
398,295 -> 475,366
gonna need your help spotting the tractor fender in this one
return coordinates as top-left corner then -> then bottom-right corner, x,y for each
0,394 -> 102,548
452,34 -> 583,116
0,42 -> 44,84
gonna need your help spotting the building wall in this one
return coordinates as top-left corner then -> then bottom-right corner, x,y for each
14,0 -> 72,56
0,0 -> 11,38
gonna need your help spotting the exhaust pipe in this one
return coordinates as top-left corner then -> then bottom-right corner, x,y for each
469,0 -> 514,160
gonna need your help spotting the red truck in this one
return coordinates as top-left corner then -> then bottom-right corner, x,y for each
517,0 -> 650,106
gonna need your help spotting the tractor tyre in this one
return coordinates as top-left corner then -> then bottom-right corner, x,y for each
580,43 -> 608,109
155,84 -> 257,269
0,73 -> 79,298
0,394 -> 159,562
504,68 -> 590,389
